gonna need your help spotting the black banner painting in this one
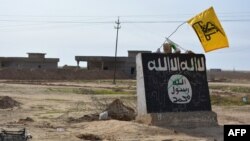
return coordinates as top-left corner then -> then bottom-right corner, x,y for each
141,53 -> 211,113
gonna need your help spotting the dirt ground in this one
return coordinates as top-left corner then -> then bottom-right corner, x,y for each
0,80 -> 250,141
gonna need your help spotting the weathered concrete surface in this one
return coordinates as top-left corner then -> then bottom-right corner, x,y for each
0,53 -> 59,69
136,53 -> 147,115
0,69 -> 131,80
136,111 -> 218,128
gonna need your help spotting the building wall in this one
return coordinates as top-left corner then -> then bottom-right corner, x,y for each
88,61 -> 103,70
1,61 -> 58,69
0,69 -> 131,80
28,53 -> 45,59
76,51 -> 151,77
87,60 -> 136,77
20,62 -> 58,69
0,53 -> 59,69
122,61 -> 136,76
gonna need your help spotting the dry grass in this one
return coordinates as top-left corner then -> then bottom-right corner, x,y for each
210,95 -> 249,106
209,84 -> 250,106
209,85 -> 250,93
45,87 -> 135,95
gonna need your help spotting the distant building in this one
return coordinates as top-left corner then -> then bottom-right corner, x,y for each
62,65 -> 80,69
210,68 -> 222,72
0,53 -> 59,69
75,50 -> 151,76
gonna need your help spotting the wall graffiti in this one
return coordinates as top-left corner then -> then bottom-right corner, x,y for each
140,53 -> 211,113
168,74 -> 192,104
147,56 -> 205,72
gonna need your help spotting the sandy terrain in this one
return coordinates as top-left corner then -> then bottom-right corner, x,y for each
0,80 -> 250,141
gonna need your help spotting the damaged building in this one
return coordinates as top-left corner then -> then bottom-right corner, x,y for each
75,50 -> 151,76
0,53 -> 59,69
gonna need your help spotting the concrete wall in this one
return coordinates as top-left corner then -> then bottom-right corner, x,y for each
28,53 -> 45,59
136,111 -> 218,128
76,51 -> 151,78
123,61 -> 136,77
88,60 -> 136,77
0,68 -> 131,80
88,61 -> 103,70
1,61 -> 58,69
136,54 -> 147,116
0,54 -> 59,69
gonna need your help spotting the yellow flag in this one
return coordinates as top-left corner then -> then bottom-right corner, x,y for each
188,7 -> 229,52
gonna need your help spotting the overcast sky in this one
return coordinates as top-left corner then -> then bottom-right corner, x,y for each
0,0 -> 249,70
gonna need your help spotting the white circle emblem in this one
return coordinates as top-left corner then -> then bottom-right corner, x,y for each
168,74 -> 192,104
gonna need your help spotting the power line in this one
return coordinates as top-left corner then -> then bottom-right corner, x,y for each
0,20 -> 114,23
1,19 -> 250,24
0,11 -> 250,17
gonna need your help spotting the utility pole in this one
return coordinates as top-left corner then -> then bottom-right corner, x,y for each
113,17 -> 121,84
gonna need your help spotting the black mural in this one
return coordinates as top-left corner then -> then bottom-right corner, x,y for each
141,53 -> 211,113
